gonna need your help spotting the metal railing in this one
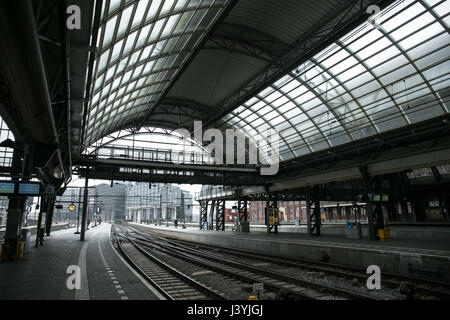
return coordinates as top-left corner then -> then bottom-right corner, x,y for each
195,187 -> 236,201
89,145 -> 213,165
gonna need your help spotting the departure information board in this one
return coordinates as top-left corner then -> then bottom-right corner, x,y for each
18,182 -> 41,196
0,181 -> 42,196
0,182 -> 15,194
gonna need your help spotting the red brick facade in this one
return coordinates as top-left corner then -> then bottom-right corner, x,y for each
248,201 -> 368,224
248,201 -> 307,223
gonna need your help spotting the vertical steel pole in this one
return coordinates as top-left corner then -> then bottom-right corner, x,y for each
306,187 -> 312,236
80,177 -> 89,241
74,187 -> 81,234
35,196 -> 45,248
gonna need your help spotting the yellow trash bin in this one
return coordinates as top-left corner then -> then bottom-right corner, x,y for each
12,241 -> 24,259
378,228 -> 391,241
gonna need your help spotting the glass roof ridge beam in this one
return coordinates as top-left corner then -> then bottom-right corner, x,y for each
159,98 -> 212,115
206,23 -> 290,62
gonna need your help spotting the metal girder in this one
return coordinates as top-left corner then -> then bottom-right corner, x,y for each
237,198 -> 247,222
215,199 -> 225,231
196,183 -> 368,202
0,81 -> 30,145
204,23 -> 289,64
269,116 -> 450,191
209,200 -> 216,230
77,157 -> 259,173
44,195 -> 56,236
86,126 -> 210,157
0,0 -> 67,185
265,192 -> 278,234
206,0 -> 396,128
306,185 -> 321,236
431,166 -> 442,182
199,200 -> 208,230
158,98 -> 212,115
79,0 -> 102,156
73,163 -> 264,186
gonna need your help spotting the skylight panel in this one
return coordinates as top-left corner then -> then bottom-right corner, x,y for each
103,16 -> 118,47
117,5 -> 133,37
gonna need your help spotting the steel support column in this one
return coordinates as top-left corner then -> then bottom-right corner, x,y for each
265,193 -> 278,234
80,176 -> 89,241
209,200 -> 216,230
306,186 -> 321,236
238,199 -> 248,222
35,195 -> 47,248
44,195 -> 55,236
74,187 -> 81,234
216,200 -> 225,231
360,167 -> 377,240
199,201 -> 208,230
180,192 -> 186,228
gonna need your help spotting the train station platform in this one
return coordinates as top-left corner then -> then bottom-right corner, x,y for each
0,223 -> 162,300
129,222 -> 450,283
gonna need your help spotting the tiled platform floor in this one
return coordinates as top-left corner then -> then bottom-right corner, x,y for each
0,223 -> 160,300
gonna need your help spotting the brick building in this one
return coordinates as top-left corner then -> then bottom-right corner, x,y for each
248,201 -> 306,224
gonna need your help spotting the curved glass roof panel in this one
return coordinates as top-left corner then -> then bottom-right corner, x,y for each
84,0 -> 230,147
219,0 -> 450,161
85,126 -> 214,165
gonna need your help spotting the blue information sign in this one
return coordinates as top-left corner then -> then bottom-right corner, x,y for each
0,182 -> 15,194
18,183 -> 41,196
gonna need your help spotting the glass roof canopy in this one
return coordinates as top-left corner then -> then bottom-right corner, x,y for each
218,0 -> 450,161
84,0 -> 230,147
85,127 -> 214,165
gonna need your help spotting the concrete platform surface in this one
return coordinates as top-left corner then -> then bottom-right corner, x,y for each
0,223 -> 161,300
130,223 -> 450,283
140,221 -> 450,241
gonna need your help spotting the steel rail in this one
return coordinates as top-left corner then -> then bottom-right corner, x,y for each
128,225 -> 450,299
126,226 -> 379,300
115,228 -> 224,300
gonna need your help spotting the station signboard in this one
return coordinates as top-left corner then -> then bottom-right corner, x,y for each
0,181 -> 42,196
0,182 -> 15,194
18,182 -> 41,196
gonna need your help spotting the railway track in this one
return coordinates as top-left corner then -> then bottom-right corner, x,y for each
122,225 -> 380,300
127,224 -> 450,300
161,234 -> 450,299
113,227 -> 225,300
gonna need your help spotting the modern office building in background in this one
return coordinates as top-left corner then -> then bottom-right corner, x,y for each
125,183 -> 193,223
94,183 -> 128,222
